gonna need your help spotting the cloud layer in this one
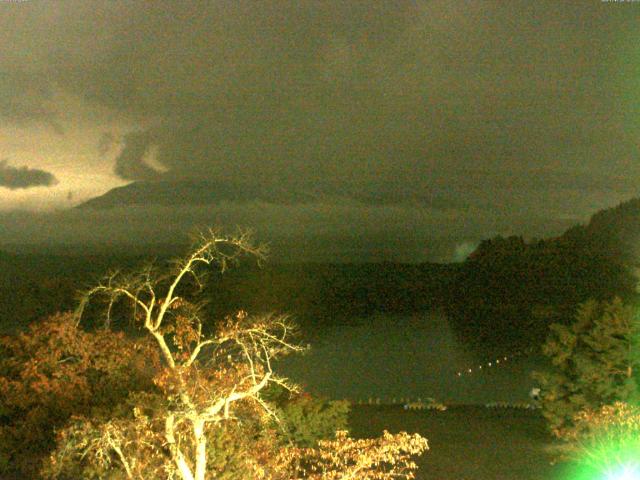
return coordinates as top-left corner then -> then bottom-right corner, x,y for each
0,160 -> 58,190
0,1 -> 638,256
0,199 -> 581,262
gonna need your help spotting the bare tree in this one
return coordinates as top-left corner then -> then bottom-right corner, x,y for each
71,229 -> 303,480
47,229 -> 429,479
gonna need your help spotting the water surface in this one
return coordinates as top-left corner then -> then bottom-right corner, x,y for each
278,311 -> 545,404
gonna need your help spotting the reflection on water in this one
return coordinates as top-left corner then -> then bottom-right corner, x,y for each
277,311 -> 546,404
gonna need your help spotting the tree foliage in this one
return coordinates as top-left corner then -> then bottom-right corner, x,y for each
561,401 -> 640,469
446,233 -> 635,354
0,313 -> 160,477
275,393 -> 350,448
286,430 -> 428,480
533,297 -> 640,439
23,229 -> 429,480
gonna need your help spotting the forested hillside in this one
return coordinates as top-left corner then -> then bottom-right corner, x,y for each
445,197 -> 640,353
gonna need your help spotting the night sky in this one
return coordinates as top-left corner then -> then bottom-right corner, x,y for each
1,1 -> 639,260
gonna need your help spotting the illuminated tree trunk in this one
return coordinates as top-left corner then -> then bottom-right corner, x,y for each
193,419 -> 207,480
166,415 -> 195,480
73,230 -> 303,478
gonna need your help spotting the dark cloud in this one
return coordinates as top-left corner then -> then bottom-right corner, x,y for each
73,0 -> 636,210
0,1 -> 638,251
113,131 -> 162,181
0,160 -> 58,190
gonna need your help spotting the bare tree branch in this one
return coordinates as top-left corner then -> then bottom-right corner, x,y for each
68,229 -> 304,480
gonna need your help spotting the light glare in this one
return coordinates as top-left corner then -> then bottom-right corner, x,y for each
606,464 -> 640,480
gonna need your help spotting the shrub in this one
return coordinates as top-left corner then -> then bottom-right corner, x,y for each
276,393 -> 350,447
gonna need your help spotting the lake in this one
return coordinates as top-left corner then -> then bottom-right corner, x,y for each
278,311 -> 547,404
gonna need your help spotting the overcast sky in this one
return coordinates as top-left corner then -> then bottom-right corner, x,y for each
0,1 -> 638,260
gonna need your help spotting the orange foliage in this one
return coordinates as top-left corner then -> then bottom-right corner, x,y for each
24,234 -> 430,480
0,312 -> 160,476
285,430 -> 429,480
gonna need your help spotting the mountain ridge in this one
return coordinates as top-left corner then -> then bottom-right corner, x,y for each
77,179 -> 322,209
76,180 -> 640,263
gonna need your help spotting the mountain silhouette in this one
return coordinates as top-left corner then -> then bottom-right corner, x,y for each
77,179 -> 322,209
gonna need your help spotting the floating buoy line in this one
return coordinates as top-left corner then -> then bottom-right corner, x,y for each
454,346 -> 538,378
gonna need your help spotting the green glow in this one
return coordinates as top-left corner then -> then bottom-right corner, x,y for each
562,435 -> 640,480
